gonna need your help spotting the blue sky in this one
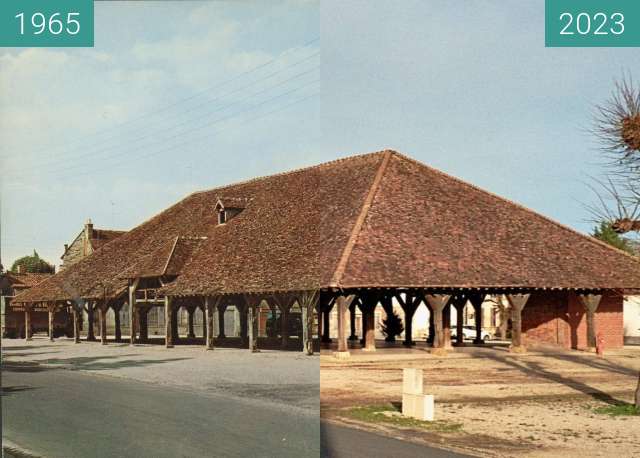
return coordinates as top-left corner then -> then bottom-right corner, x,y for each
2,0 -> 639,269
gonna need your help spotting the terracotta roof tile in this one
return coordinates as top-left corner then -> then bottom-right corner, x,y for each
13,150 -> 640,303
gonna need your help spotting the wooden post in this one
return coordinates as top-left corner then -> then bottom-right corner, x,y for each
468,293 -> 486,344
245,296 -> 260,353
442,304 -> 452,349
281,308 -> 289,350
348,303 -> 357,340
397,293 -> 420,347
128,279 -> 139,345
364,307 -> 376,351
507,294 -> 530,353
114,305 -> 122,342
87,302 -> 96,341
24,307 -> 32,341
205,297 -> 215,350
165,296 -> 173,348
454,298 -> 465,346
73,305 -> 81,343
139,307 -> 149,342
201,306 -> 207,340
48,304 -> 55,341
300,290 -> 318,355
334,295 -> 355,358
217,305 -> 226,338
578,293 -> 602,351
425,294 -> 451,353
99,304 -> 107,345
239,305 -> 248,344
187,307 -> 195,339
322,308 -> 332,343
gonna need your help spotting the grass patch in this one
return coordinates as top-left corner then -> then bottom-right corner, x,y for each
593,403 -> 640,417
344,404 -> 463,432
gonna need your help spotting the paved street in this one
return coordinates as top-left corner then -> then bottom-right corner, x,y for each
2,363 -> 319,458
321,422 -> 473,458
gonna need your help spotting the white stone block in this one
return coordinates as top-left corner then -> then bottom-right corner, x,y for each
402,393 -> 434,421
402,368 -> 423,395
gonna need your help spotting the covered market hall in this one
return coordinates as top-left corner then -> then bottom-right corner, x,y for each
13,151 -> 640,356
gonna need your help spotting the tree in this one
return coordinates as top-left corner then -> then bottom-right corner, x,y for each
592,221 -> 635,254
380,310 -> 404,342
11,250 -> 55,274
591,76 -> 640,409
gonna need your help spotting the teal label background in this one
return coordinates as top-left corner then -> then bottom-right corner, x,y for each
546,0 -> 640,47
0,0 -> 94,47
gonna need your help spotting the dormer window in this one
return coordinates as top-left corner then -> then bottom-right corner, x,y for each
215,196 -> 250,226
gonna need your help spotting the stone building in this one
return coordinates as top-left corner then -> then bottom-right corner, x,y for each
60,219 -> 125,270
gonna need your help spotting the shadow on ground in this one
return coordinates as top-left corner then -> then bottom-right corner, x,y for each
2,354 -> 191,373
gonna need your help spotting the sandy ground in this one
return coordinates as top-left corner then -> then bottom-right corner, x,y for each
2,336 -> 319,414
320,342 -> 640,457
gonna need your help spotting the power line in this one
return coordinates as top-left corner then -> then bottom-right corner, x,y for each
2,37 -> 319,160
43,90 -> 320,183
16,58 -> 319,174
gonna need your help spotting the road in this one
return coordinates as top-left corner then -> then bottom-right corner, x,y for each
321,422 -> 473,458
3,361 -> 472,458
2,362 -> 319,458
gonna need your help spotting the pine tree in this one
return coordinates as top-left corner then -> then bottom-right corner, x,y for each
380,310 -> 404,342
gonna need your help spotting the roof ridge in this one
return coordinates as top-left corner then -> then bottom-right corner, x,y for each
393,152 -> 640,264
190,150 -> 391,197
329,150 -> 394,287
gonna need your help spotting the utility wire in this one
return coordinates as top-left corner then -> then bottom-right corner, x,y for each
19,61 -> 319,174
3,37 -> 319,160
38,90 -> 320,183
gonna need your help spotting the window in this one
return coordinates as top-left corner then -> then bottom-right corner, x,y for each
218,209 -> 226,225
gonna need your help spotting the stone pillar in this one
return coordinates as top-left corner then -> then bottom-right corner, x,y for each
87,302 -> 96,341
24,308 -> 32,341
114,306 -> 122,342
425,294 -> 451,353
217,305 -> 226,338
349,303 -> 357,341
98,306 -> 107,345
578,293 -> 602,352
73,306 -> 81,343
48,306 -> 55,341
187,307 -> 195,339
165,296 -> 174,348
507,294 -> 530,353
205,298 -> 214,350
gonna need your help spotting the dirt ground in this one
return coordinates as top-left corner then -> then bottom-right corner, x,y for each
320,342 -> 640,457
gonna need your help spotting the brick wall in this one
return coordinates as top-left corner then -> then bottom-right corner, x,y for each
522,291 -> 623,350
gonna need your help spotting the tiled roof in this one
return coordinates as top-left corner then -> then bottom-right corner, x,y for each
13,150 -> 640,303
6,272 -> 53,290
89,229 -> 126,250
